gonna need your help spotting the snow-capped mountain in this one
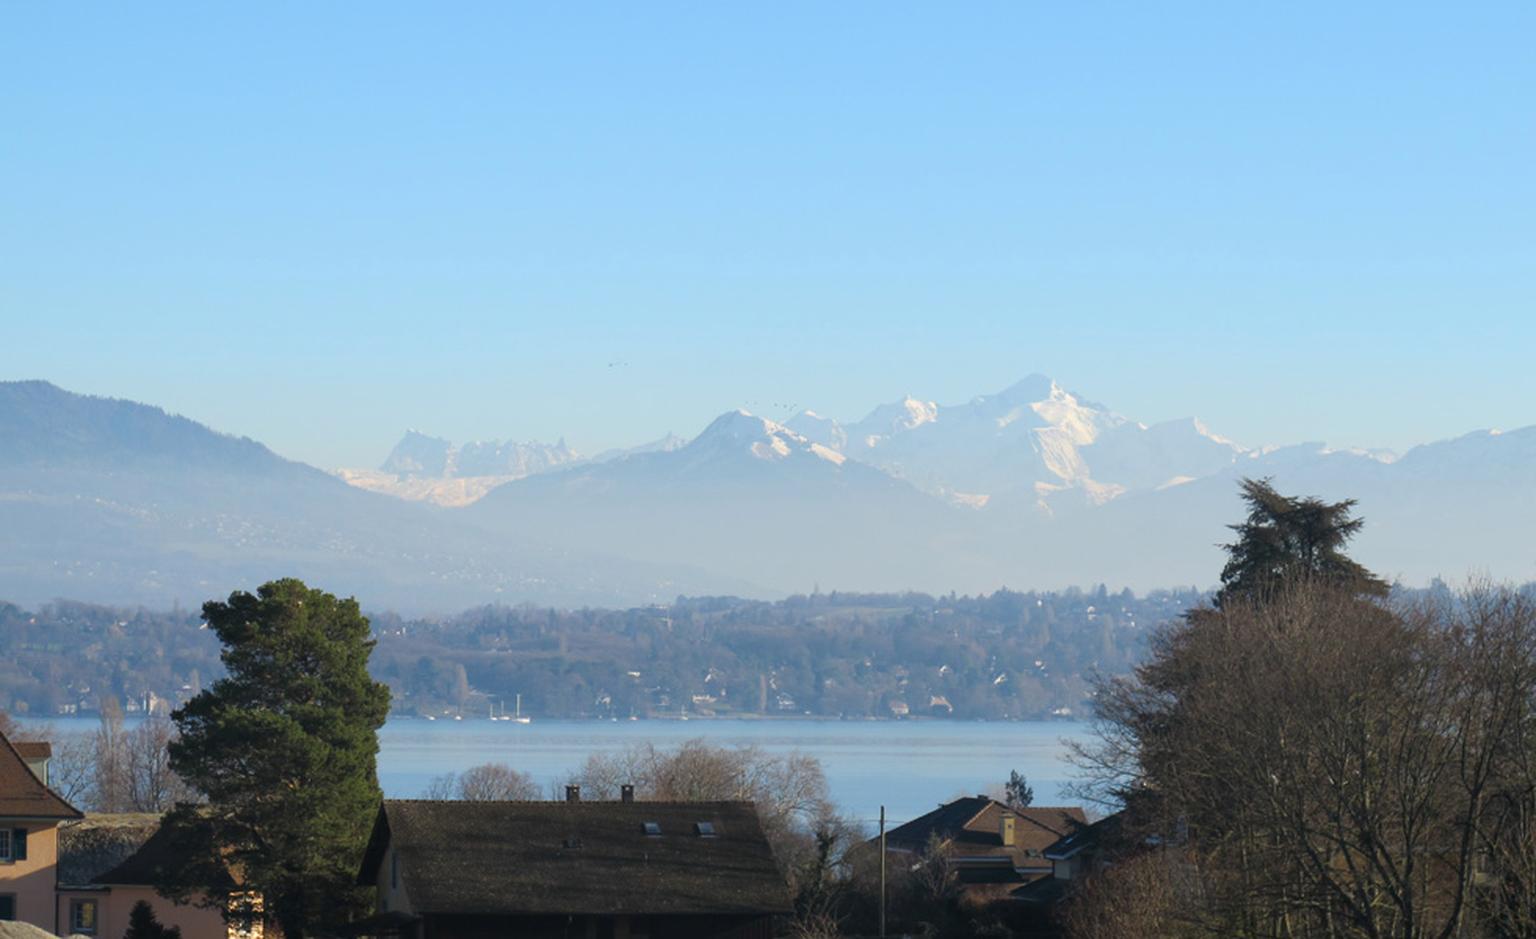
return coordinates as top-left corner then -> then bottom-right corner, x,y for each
682,411 -> 847,468
468,408 -> 978,594
788,374 -> 1246,507
9,376 -> 1530,609
379,430 -> 581,478
342,430 -> 690,507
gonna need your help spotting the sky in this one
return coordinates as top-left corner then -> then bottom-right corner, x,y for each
2,2 -> 1533,470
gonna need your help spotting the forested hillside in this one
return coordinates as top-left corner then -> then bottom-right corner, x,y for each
1,588 -> 1201,720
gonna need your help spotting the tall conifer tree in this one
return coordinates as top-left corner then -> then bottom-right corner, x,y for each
1217,477 -> 1388,607
164,579 -> 390,939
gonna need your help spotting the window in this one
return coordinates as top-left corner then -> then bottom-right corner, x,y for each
390,851 -> 398,891
694,821 -> 717,838
0,895 -> 14,921
0,829 -> 10,862
70,899 -> 99,935
641,822 -> 662,836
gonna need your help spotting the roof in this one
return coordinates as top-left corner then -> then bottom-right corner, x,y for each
90,814 -> 235,889
0,731 -> 81,820
13,742 -> 51,761
57,814 -> 162,885
359,800 -> 793,918
880,796 -> 1085,869
1043,811 -> 1121,861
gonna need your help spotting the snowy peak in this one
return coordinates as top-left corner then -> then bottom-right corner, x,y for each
785,410 -> 847,451
779,376 -> 1259,504
851,396 -> 939,444
687,410 -> 846,465
381,430 -> 454,476
380,430 -> 580,479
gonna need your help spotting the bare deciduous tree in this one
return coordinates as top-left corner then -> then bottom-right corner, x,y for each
573,739 -> 832,845
1072,581 -> 1536,939
88,702 -> 196,812
421,762 -> 540,801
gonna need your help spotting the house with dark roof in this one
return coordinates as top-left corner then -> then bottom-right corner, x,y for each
356,791 -> 792,939
0,730 -> 82,932
873,796 -> 1086,900
55,814 -> 263,939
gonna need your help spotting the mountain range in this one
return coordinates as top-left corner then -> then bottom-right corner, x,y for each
2,377 -> 1532,613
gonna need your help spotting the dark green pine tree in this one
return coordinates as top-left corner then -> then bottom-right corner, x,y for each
1004,769 -> 1034,809
124,900 -> 182,939
1217,478 -> 1388,607
164,579 -> 391,939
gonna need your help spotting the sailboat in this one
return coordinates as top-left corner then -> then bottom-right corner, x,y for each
511,693 -> 532,724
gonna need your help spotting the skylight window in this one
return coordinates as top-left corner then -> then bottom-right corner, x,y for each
642,822 -> 662,836
695,821 -> 717,837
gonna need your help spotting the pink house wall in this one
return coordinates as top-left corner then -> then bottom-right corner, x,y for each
57,887 -> 231,939
0,821 -> 62,932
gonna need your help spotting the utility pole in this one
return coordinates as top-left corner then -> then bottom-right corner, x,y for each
879,804 -> 887,938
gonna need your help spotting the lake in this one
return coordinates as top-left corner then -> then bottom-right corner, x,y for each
24,717 -> 1093,829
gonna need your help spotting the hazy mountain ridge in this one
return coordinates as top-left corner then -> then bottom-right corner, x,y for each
343,429 -> 685,507
2,377 -> 1533,611
0,381 -> 766,612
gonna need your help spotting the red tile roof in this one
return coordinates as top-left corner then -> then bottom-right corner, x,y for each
13,742 -> 52,760
0,731 -> 81,820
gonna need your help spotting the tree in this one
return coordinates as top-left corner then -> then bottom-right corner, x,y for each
122,716 -> 197,811
90,705 -> 193,813
124,900 -> 182,939
1069,488 -> 1536,937
574,739 -> 834,892
1003,769 -> 1033,809
93,696 -> 130,811
164,579 -> 391,939
1217,477 -> 1388,607
1078,578 -> 1536,936
421,762 -> 540,800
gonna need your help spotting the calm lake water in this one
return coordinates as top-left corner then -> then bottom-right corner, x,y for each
27,717 -> 1092,829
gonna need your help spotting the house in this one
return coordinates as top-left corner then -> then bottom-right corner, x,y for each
0,730 -> 83,932
355,789 -> 792,939
1,726 -> 258,939
56,814 -> 264,939
875,796 -> 1086,898
1005,810 -> 1133,936
1040,811 -> 1121,883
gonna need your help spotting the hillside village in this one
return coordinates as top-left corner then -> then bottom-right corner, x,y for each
1,589 -> 1199,722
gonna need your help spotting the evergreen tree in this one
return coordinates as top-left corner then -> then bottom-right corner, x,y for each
1217,477 -> 1387,607
164,579 -> 391,939
124,900 -> 181,939
1004,769 -> 1034,809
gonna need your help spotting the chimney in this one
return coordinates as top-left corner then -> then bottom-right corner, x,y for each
621,784 -> 635,803
566,784 -> 581,803
1000,811 -> 1016,848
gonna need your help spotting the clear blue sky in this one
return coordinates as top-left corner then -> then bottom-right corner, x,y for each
3,3 -> 1532,469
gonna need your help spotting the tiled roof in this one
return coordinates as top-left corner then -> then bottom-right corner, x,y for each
880,796 -> 1085,869
0,731 -> 80,820
359,800 -> 792,917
